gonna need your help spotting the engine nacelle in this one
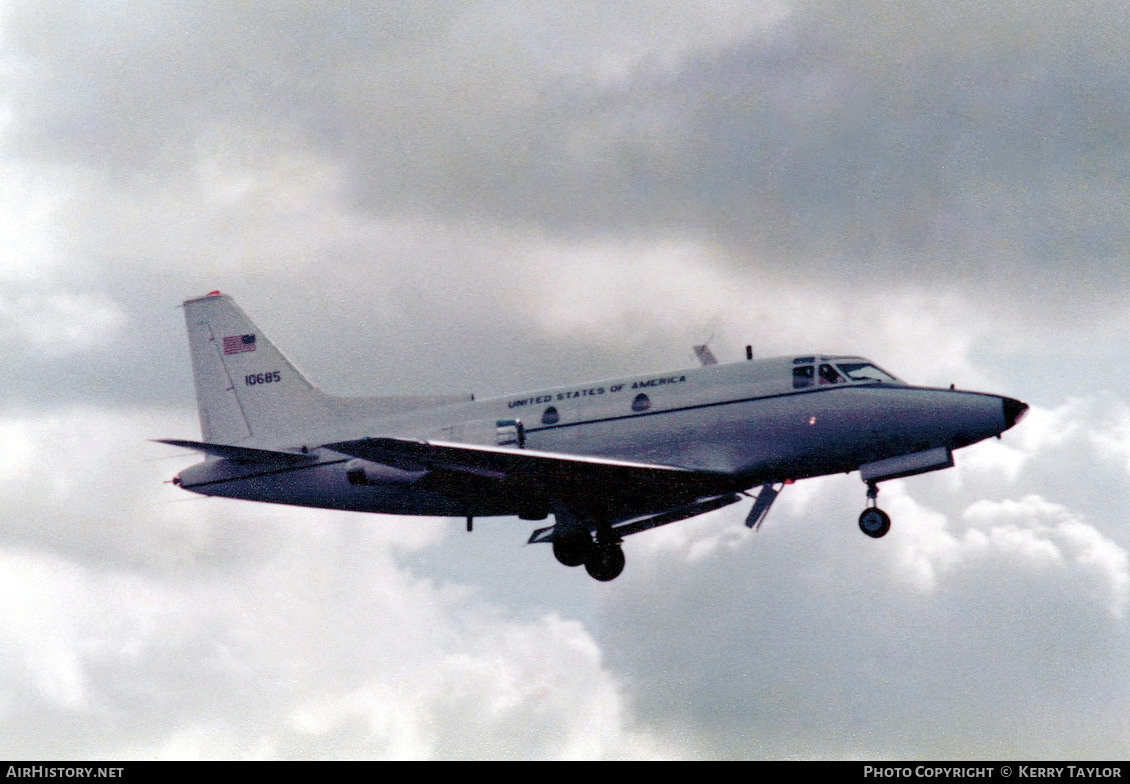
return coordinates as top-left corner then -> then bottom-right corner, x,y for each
345,459 -> 428,486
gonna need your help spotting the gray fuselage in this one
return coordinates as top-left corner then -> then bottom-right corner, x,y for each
176,354 -> 1018,518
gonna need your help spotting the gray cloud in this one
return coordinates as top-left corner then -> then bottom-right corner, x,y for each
3,1 -> 1125,381
600,407 -> 1130,758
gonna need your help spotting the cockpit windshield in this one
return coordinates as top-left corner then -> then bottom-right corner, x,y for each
792,357 -> 901,388
834,362 -> 900,384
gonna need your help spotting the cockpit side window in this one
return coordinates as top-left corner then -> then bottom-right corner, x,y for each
793,365 -> 815,389
836,362 -> 899,384
819,364 -> 845,385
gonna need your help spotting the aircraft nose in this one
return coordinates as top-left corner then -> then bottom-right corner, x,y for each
1002,397 -> 1029,430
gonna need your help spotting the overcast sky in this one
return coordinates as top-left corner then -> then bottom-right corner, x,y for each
2,1 -> 1129,759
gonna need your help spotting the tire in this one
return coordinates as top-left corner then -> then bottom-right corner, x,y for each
858,507 -> 891,538
553,529 -> 593,567
584,544 -> 626,581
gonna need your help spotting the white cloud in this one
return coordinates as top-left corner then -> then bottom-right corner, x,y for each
488,1 -> 792,87
594,475 -> 1130,757
0,290 -> 126,356
583,389 -> 1130,758
0,167 -> 127,357
1088,400 -> 1130,476
0,164 -> 61,283
0,406 -> 657,759
519,236 -> 995,387
0,531 -> 651,759
0,550 -> 93,712
963,496 -> 1129,618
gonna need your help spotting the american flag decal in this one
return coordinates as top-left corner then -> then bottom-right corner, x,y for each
223,334 -> 257,355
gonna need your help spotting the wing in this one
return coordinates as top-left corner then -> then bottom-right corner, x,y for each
323,436 -> 741,523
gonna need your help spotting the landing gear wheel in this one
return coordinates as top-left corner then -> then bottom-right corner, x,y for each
584,544 -> 626,582
553,529 -> 594,567
858,507 -> 891,538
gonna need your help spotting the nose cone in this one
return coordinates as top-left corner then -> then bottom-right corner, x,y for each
1002,397 -> 1029,431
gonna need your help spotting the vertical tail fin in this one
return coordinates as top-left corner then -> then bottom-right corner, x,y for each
183,291 -> 317,442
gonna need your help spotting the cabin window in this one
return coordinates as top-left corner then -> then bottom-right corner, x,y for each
792,365 -> 815,389
632,393 -> 651,412
541,406 -> 559,425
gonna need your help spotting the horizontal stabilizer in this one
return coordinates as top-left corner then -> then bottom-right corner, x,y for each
153,439 -> 317,464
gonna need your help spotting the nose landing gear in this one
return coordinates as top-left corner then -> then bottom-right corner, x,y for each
858,481 -> 891,538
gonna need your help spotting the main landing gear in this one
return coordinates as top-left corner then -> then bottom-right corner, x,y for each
552,524 -> 625,582
858,481 -> 891,538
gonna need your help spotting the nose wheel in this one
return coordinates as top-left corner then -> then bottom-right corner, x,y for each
858,481 -> 891,538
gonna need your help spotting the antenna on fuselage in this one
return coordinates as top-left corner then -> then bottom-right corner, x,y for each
693,334 -> 720,367
693,344 -> 718,366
